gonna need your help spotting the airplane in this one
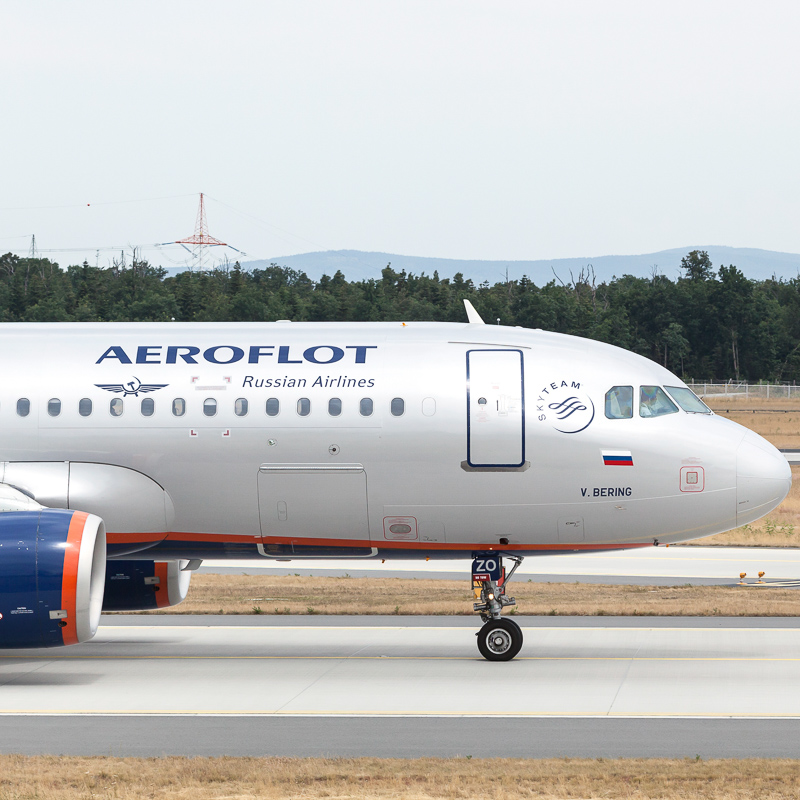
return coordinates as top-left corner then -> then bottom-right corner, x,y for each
0,302 -> 791,660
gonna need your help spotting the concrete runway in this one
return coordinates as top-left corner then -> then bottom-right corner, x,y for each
2,615 -> 800,757
201,545 -> 800,586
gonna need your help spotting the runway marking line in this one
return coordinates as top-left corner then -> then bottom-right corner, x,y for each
93,624 -> 800,631
2,711 -> 800,718
2,655 -> 800,662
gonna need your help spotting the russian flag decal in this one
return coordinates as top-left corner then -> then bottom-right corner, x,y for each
602,450 -> 633,466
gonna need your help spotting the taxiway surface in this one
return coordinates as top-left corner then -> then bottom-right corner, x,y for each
2,616 -> 800,757
201,545 -> 800,585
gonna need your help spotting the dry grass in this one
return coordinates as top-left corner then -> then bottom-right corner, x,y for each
705,395 -> 800,449
134,573 -> 800,616
1,755 -> 800,799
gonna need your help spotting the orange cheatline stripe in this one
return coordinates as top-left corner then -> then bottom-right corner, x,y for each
154,562 -> 171,608
60,511 -> 89,646
163,531 -> 257,544
105,529 -> 652,553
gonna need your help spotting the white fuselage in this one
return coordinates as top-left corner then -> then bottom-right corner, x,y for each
0,321 -> 791,561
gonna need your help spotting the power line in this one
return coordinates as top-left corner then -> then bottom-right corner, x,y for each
204,194 -> 324,250
2,192 -> 324,266
9,243 -> 166,254
0,192 -> 196,212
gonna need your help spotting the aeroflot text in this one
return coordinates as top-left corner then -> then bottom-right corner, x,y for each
96,345 -> 377,366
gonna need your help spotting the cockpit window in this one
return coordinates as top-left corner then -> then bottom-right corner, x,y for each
605,386 -> 633,419
639,386 -> 679,417
665,386 -> 712,414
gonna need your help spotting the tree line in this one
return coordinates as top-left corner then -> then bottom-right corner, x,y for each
1,249 -> 799,383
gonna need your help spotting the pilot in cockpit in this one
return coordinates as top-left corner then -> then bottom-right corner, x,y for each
639,385 -> 677,417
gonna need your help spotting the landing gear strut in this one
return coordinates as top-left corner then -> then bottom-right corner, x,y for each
471,554 -> 523,661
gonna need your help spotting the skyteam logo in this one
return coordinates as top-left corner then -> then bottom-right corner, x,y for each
95,377 -> 169,398
536,378 -> 595,434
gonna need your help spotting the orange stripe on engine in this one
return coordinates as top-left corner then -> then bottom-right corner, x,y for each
60,511 -> 89,646
154,562 -> 171,608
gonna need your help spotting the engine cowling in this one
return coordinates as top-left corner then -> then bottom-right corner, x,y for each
0,508 -> 106,648
103,560 -> 191,611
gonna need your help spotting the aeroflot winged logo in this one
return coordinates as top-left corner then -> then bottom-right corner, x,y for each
95,345 -> 377,365
95,378 -> 169,397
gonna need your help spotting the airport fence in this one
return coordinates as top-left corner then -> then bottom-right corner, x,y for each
688,382 -> 800,400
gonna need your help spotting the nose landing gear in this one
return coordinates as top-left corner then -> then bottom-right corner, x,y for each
471,554 -> 523,661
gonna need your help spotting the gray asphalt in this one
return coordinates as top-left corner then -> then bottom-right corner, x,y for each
1,717 -> 799,758
2,616 -> 800,757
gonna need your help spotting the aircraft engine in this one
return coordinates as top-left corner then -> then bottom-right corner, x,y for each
103,560 -> 191,611
0,507 -> 106,649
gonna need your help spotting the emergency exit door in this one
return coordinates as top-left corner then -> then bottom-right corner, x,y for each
466,349 -> 525,468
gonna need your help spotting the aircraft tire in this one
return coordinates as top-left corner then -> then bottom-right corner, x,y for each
477,618 -> 523,661
505,617 -> 521,635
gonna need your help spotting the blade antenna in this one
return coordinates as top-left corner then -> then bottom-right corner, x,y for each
463,299 -> 485,325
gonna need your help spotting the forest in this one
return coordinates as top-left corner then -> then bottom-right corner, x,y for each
1,248 -> 799,383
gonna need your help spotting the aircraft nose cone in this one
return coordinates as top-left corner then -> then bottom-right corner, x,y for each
736,432 -> 792,526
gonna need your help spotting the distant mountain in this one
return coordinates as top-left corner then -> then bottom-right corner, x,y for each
236,246 -> 800,285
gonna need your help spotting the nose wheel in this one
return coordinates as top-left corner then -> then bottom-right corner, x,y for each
471,554 -> 523,661
477,618 -> 522,661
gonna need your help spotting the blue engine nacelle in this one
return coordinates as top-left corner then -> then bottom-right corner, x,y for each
103,560 -> 191,611
0,509 -> 106,648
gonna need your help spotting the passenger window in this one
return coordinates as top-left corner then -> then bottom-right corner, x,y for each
639,386 -> 679,418
16,398 -> 30,417
235,398 -> 248,417
48,398 -> 61,417
141,398 -> 155,417
360,398 -> 373,416
297,398 -> 311,416
203,398 -> 217,417
110,398 -> 124,417
266,398 -> 280,416
665,386 -> 712,414
391,397 -> 405,416
172,398 -> 186,417
79,398 -> 92,417
605,386 -> 633,419
328,398 -> 342,416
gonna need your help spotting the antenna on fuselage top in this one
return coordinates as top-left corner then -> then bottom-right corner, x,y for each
463,299 -> 485,325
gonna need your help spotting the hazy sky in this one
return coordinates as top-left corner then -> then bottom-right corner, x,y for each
2,1 -> 799,268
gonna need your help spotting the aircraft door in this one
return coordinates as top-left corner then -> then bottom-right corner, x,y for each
257,464 -> 374,557
466,349 -> 525,468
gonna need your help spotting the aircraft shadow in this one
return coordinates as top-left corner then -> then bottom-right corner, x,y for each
0,672 -> 101,687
